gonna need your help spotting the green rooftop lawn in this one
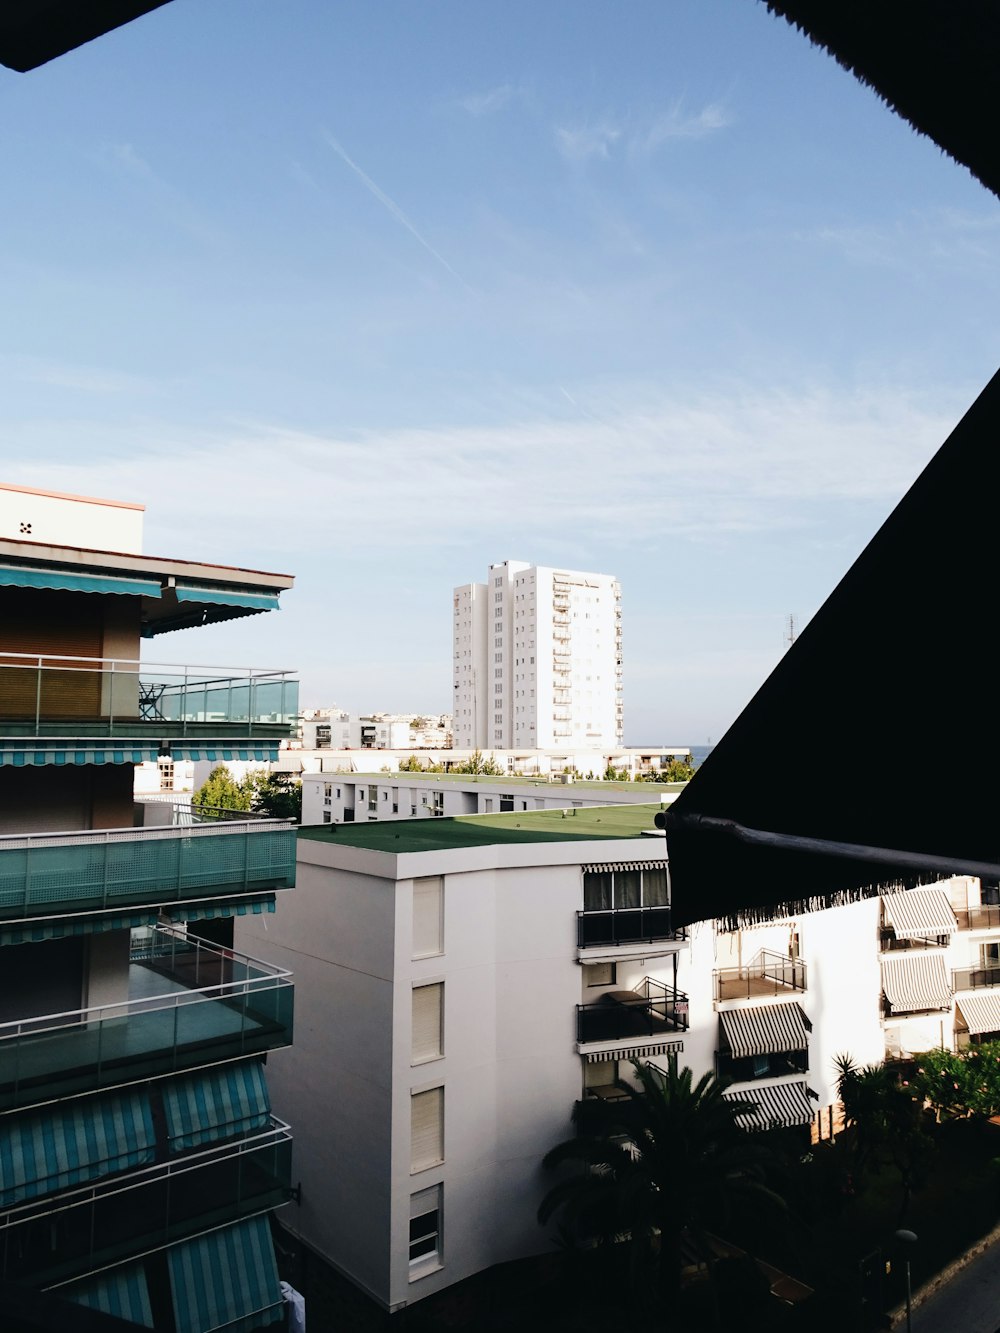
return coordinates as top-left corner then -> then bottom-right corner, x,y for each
298,803 -> 664,852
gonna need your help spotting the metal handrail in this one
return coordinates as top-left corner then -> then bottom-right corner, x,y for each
0,651 -> 293,675
0,928 -> 292,1043
0,817 -> 292,850
0,1117 -> 292,1227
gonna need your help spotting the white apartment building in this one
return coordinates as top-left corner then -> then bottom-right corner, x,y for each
299,709 -> 453,751
453,561 -> 622,751
301,771 -> 684,826
235,804 -> 990,1316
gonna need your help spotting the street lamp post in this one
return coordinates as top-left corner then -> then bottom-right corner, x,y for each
894,1229 -> 918,1333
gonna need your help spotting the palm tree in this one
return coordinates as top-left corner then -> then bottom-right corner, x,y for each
538,1060 -> 784,1312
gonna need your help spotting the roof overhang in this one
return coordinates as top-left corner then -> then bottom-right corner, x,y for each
0,1 -> 173,72
0,537 -> 293,636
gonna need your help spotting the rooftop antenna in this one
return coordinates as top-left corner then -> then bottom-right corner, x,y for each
785,613 -> 798,651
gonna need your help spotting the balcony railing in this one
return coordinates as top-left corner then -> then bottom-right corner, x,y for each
577,907 -> 687,950
0,653 -> 298,740
952,965 -> 1000,991
956,906 -> 1000,932
0,821 -> 296,923
577,976 -> 689,1044
0,928 -> 293,1112
0,1118 -> 293,1285
714,951 -> 807,1002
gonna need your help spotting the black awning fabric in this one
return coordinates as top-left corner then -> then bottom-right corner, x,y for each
666,367 -> 1000,927
763,2 -> 1000,202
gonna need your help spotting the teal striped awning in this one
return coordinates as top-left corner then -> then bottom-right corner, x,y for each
170,746 -> 278,762
62,1261 -> 154,1328
168,896 -> 276,927
0,565 -> 161,599
163,1060 -> 271,1153
0,1089 -> 155,1207
168,1216 -> 284,1333
0,908 -> 158,947
0,747 -> 161,767
175,584 -> 280,612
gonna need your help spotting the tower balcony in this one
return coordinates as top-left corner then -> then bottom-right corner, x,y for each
0,928 -> 293,1113
0,653 -> 298,761
0,820 -> 295,925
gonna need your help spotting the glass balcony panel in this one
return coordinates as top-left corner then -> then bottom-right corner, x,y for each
0,933 -> 293,1113
0,655 -> 298,740
0,824 -> 295,922
0,1126 -> 293,1285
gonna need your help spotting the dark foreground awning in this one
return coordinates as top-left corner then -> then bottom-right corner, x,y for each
763,3 -> 1000,202
665,368 -> 1000,927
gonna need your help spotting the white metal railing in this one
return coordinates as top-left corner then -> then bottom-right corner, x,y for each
0,818 -> 292,853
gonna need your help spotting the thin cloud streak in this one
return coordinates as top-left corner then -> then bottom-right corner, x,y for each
323,132 -> 469,288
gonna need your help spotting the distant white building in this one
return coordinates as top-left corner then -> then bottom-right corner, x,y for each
301,771 -> 685,826
454,561 -> 622,751
299,709 -> 452,751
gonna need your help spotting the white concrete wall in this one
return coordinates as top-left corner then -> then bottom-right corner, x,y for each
236,850 -> 399,1305
0,482 -> 143,553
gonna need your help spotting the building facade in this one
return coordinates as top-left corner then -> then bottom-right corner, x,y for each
453,561 -> 622,751
1,483 -> 298,1330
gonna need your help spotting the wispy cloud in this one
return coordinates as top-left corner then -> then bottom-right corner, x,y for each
459,84 -> 520,116
4,381 -> 957,561
554,122 -> 621,162
323,132 -> 469,288
1,354 -> 159,396
555,101 -> 731,164
100,143 -> 221,245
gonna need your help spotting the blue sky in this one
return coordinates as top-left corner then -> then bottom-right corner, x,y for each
2,1 -> 998,744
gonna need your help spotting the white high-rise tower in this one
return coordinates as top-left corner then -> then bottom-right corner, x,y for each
452,561 -> 622,750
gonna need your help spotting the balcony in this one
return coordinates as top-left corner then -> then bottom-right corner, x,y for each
0,1119 -> 293,1285
577,977 -> 689,1044
956,906 -> 1000,932
0,929 -> 293,1112
0,821 -> 296,924
716,1049 -> 808,1083
577,907 -> 687,950
0,653 -> 298,749
952,965 -> 1000,991
714,951 -> 807,1002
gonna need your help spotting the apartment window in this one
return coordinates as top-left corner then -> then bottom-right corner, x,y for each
368,787 -> 378,812
322,811 -> 332,824
157,760 -> 174,791
409,1186 -> 442,1271
412,983 -> 444,1063
413,877 -> 444,958
411,1087 -> 444,1172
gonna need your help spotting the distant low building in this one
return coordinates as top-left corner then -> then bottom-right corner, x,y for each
299,709 -> 453,750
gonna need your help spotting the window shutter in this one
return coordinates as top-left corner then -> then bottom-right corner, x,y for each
412,984 -> 443,1063
411,1088 -> 443,1172
412,878 -> 443,958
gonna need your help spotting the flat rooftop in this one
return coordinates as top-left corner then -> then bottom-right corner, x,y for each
305,772 -> 685,794
298,803 -> 664,852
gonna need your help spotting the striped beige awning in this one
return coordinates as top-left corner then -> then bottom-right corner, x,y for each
881,952 -> 952,1013
955,991 -> 1000,1036
724,1080 -> 815,1132
881,888 -> 957,939
584,1039 -> 684,1063
582,861 -> 667,874
719,1003 -> 811,1059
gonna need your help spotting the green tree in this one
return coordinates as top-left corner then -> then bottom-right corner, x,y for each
247,771 -> 302,822
912,1041 -> 1000,1120
452,748 -> 505,776
538,1061 -> 783,1308
192,765 -> 253,816
835,1055 -> 934,1226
